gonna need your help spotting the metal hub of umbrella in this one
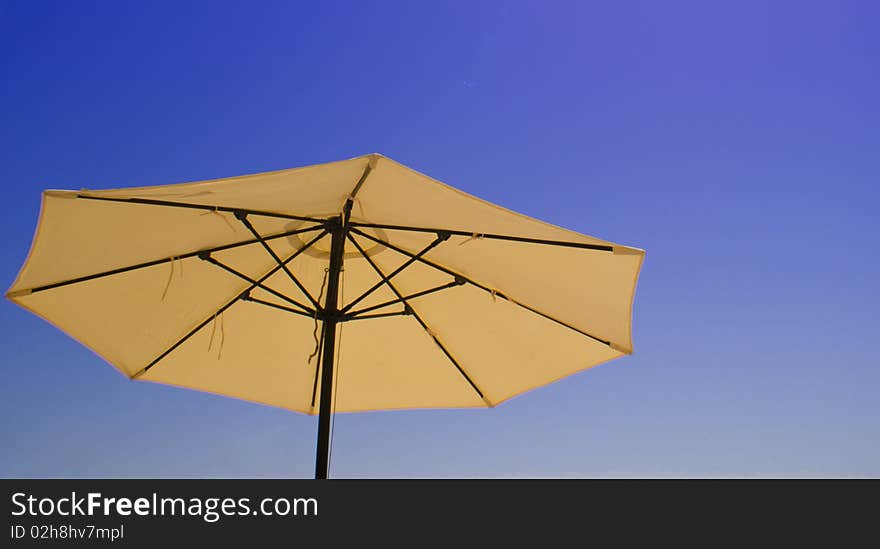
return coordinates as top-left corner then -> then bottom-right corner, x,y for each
7,154 -> 645,478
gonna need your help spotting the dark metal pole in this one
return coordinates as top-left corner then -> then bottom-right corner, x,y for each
314,215 -> 346,479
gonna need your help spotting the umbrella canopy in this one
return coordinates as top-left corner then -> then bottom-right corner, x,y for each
7,153 -> 644,477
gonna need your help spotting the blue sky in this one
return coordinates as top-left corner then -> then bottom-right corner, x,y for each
1,0 -> 878,477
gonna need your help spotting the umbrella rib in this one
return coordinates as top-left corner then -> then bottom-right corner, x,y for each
233,211 -> 323,310
348,156 -> 376,199
10,225 -> 324,296
344,278 -> 465,318
131,229 -> 328,379
200,255 -> 316,316
349,222 -> 614,252
346,232 -> 492,406
339,233 -> 449,313
75,194 -> 325,223
349,227 -> 614,349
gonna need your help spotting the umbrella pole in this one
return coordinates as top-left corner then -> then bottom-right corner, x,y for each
314,215 -> 346,479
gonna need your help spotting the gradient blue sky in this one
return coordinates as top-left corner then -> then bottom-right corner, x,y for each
1,1 -> 878,478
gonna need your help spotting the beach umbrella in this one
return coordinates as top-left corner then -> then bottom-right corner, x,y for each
7,154 -> 644,478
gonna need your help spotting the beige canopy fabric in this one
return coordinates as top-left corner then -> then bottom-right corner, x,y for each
7,153 -> 644,414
